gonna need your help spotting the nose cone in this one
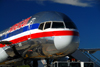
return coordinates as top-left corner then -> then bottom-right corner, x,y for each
54,36 -> 79,52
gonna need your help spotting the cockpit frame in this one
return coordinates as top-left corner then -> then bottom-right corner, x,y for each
38,21 -> 66,30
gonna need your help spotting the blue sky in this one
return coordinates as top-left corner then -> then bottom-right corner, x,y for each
0,0 -> 100,59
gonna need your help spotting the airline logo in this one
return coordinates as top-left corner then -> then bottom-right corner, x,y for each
8,17 -> 31,33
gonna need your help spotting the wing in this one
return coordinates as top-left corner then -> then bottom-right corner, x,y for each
0,41 -> 12,45
79,48 -> 100,54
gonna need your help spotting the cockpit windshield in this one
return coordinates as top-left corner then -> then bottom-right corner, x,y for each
38,21 -> 77,30
65,22 -> 77,29
38,21 -> 65,30
52,22 -> 64,28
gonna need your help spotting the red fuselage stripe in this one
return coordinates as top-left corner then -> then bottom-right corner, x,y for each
0,31 -> 79,47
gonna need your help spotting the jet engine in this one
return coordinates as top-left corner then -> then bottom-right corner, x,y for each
0,48 -> 8,63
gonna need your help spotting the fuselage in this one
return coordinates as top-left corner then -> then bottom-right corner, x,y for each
0,11 -> 79,63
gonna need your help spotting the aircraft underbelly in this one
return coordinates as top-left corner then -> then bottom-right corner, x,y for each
5,37 -> 60,58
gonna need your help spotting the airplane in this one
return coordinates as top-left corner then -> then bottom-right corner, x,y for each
0,11 -> 80,67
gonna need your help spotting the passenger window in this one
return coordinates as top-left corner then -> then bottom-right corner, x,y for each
44,22 -> 51,30
38,23 -> 44,30
52,22 -> 64,28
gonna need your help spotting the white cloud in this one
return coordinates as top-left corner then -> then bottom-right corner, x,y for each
51,0 -> 92,7
21,0 -> 95,7
38,0 -> 95,7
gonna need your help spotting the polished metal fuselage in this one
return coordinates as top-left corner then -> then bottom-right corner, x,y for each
1,11 -> 80,61
5,36 -> 60,59
4,32 -> 79,59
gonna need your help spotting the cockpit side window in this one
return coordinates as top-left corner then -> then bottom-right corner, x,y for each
44,22 -> 51,30
38,23 -> 44,30
52,22 -> 64,28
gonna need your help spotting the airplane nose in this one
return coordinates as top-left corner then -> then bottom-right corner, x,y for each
54,36 -> 79,52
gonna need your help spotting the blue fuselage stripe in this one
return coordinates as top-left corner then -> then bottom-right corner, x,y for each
0,23 -> 40,40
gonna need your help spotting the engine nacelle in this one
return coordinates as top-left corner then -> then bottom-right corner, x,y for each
0,48 -> 8,63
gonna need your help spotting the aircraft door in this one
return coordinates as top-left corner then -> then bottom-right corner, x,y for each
22,25 -> 30,42
27,24 -> 31,40
30,23 -> 40,39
